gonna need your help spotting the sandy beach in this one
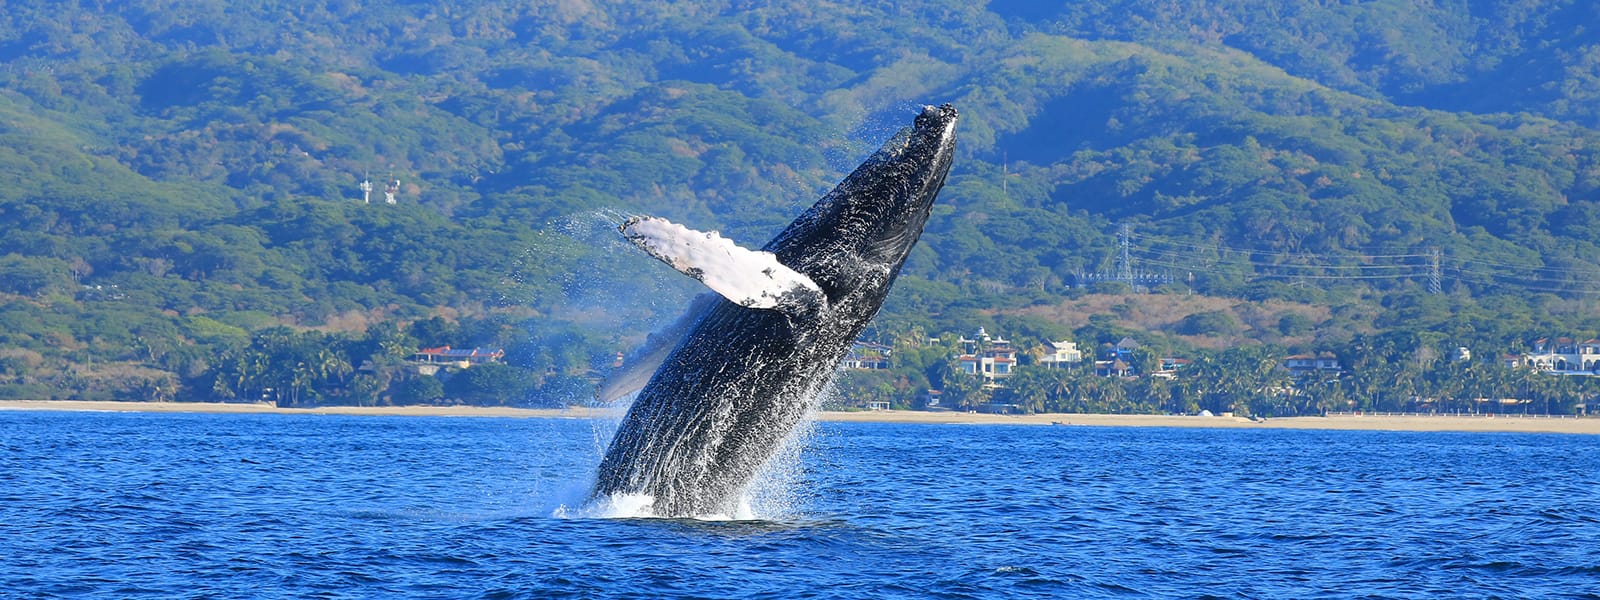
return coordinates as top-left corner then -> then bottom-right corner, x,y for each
4,400 -> 1598,434
817,409 -> 1600,434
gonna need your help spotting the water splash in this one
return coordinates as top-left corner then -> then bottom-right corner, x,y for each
740,412 -> 817,521
552,408 -> 823,522
517,208 -> 695,317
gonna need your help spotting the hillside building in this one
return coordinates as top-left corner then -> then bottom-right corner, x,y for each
841,341 -> 893,370
1037,340 -> 1084,369
1285,352 -> 1343,379
956,328 -> 1016,382
1524,337 -> 1600,374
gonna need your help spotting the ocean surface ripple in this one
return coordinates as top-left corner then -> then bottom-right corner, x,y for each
3,411 -> 1598,599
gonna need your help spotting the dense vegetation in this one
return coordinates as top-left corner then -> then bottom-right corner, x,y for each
835,330 -> 1600,418
2,1 -> 1599,413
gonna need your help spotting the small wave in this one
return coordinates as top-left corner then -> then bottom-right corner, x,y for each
992,565 -> 1039,576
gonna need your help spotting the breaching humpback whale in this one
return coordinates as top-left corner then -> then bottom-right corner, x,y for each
591,104 -> 958,517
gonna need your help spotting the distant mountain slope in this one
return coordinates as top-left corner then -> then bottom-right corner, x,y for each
990,0 -> 1600,128
1,1 -> 1597,402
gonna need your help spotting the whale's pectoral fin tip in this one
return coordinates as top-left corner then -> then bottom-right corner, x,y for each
621,217 -> 824,312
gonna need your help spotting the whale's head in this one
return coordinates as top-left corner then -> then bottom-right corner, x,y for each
858,104 -> 957,264
769,104 -> 957,301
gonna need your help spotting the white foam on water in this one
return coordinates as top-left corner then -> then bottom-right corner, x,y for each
595,492 -> 660,519
551,490 -> 658,519
554,493 -> 750,521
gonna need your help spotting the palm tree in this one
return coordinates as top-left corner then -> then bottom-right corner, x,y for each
936,358 -> 989,411
998,367 -> 1048,414
312,347 -> 353,385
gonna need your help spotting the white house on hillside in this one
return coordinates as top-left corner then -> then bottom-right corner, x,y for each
1525,337 -> 1600,374
1038,340 -> 1083,369
1284,352 -> 1342,378
841,341 -> 892,370
957,328 -> 1016,383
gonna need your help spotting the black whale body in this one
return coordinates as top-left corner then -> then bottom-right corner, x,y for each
591,105 -> 958,517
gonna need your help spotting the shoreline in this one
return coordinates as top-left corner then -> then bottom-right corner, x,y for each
3,400 -> 1599,434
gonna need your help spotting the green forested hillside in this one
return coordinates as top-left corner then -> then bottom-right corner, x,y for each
995,0 -> 1600,126
2,1 -> 1598,410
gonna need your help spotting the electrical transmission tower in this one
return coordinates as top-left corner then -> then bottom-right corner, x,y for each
1074,224 -> 1171,292
1428,247 -> 1442,294
1118,223 -> 1133,282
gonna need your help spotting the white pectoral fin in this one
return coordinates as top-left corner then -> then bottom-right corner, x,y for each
621,217 -> 824,311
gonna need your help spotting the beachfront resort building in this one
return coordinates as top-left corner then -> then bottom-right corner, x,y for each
1094,359 -> 1132,378
1285,352 -> 1343,379
956,328 -> 1017,382
1523,337 -> 1600,375
1151,357 -> 1193,379
411,347 -> 505,375
1037,340 -> 1084,369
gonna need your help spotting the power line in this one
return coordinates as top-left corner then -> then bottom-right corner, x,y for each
1136,258 -> 1427,280
1129,232 -> 1434,261
1134,248 -> 1426,271
1454,257 -> 1600,278
1440,249 -> 1452,296
1448,266 -> 1600,296
1118,231 -> 1600,295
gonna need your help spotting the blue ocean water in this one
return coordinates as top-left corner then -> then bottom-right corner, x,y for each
2,411 -> 1598,599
